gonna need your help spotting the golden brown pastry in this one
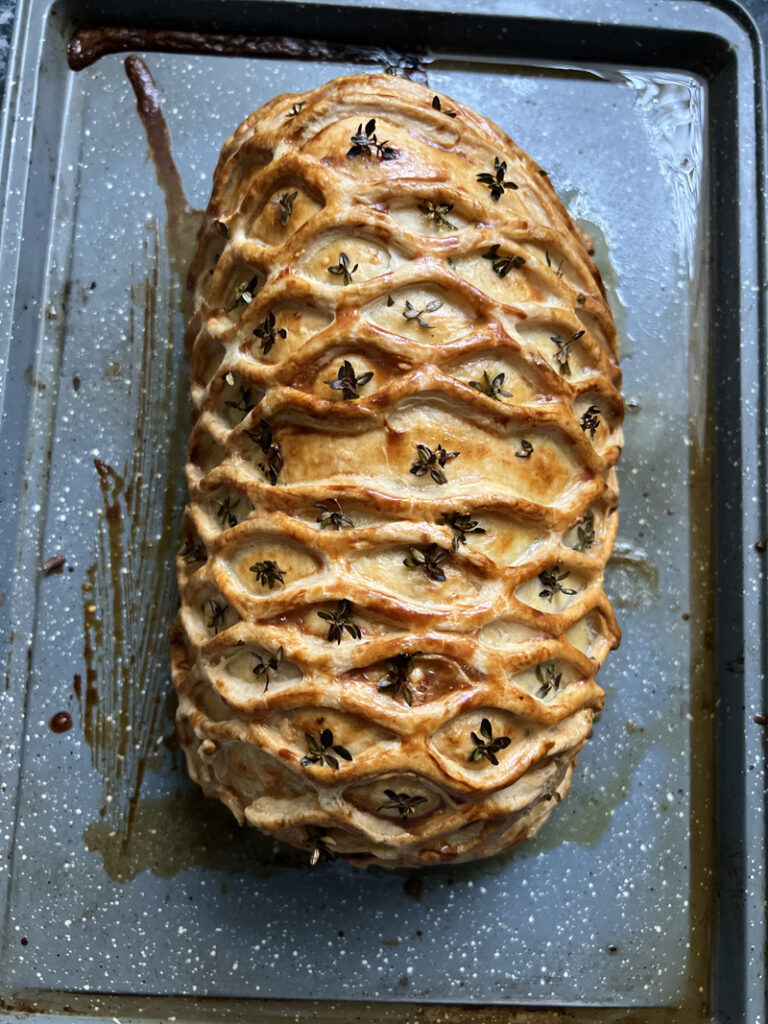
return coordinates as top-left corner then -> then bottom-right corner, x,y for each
171,73 -> 623,868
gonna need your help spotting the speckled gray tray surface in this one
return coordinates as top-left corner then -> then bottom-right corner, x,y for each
0,1 -> 765,1022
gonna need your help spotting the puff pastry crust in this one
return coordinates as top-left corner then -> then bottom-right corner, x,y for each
172,73 -> 623,868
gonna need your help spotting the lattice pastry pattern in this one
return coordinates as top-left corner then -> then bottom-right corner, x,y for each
172,74 -> 623,868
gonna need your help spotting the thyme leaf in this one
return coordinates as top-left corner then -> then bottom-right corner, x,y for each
300,728 -> 353,770
403,543 -> 451,582
327,251 -> 358,285
549,329 -> 585,377
538,565 -> 577,602
252,310 -> 287,357
226,274 -> 260,312
215,495 -> 240,529
431,95 -> 457,117
277,190 -> 298,226
324,359 -> 374,400
403,298 -> 443,329
245,418 -> 283,485
318,599 -> 362,644
418,200 -> 456,230
252,646 -> 285,691
378,652 -> 420,706
535,662 -> 563,699
441,511 -> 485,551
410,443 -> 459,485
249,559 -> 286,590
580,405 -> 601,440
476,157 -> 518,201
515,439 -> 534,459
306,826 -> 337,866
469,718 -> 511,765
285,101 -> 305,119
468,370 -> 512,401
224,385 -> 257,416
315,499 -> 353,530
377,790 -> 428,819
545,250 -> 565,277
180,537 -> 206,565
347,118 -> 397,160
572,509 -> 596,552
204,599 -> 227,635
482,243 -> 525,278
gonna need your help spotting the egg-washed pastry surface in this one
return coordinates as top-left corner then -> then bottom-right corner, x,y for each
172,73 -> 623,868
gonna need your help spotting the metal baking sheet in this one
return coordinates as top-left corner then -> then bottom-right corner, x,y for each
0,0 -> 765,1021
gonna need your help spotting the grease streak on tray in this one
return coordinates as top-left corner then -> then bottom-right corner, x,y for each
68,25 -> 430,81
0,1 -> 765,1020
78,59 -> 198,869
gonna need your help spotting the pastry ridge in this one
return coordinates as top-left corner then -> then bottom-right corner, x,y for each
172,73 -> 623,868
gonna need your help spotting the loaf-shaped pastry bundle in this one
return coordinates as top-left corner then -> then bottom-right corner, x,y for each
172,74 -> 623,868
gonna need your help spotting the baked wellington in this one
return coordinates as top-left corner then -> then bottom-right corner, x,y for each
172,73 -> 623,868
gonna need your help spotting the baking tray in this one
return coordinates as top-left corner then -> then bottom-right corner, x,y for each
0,0 -> 765,1021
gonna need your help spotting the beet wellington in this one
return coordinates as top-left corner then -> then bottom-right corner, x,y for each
171,74 -> 623,868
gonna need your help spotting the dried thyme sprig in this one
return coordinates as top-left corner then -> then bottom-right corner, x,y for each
418,200 -> 456,230
580,405 -> 601,440
377,652 -> 420,706
324,359 -> 374,400
476,157 -> 518,201
318,599 -> 362,644
410,443 -> 460,485
572,509 -> 596,552
252,646 -> 285,692
328,251 -> 358,285
538,565 -> 577,602
431,95 -> 457,118
249,560 -> 286,590
549,329 -> 585,377
277,190 -> 298,226
347,118 -> 397,160
516,439 -> 534,459
300,728 -> 353,770
469,718 -> 511,766
403,298 -> 443,329
245,418 -> 283,485
204,599 -> 227,635
215,495 -> 240,529
468,370 -> 512,401
535,662 -> 563,699
441,511 -> 486,551
377,790 -> 428,820
252,310 -> 287,357
226,274 -> 260,312
403,543 -> 451,582
315,499 -> 353,530
482,244 -> 525,278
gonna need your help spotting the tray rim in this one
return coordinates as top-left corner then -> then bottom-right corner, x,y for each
0,0 -> 765,1022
